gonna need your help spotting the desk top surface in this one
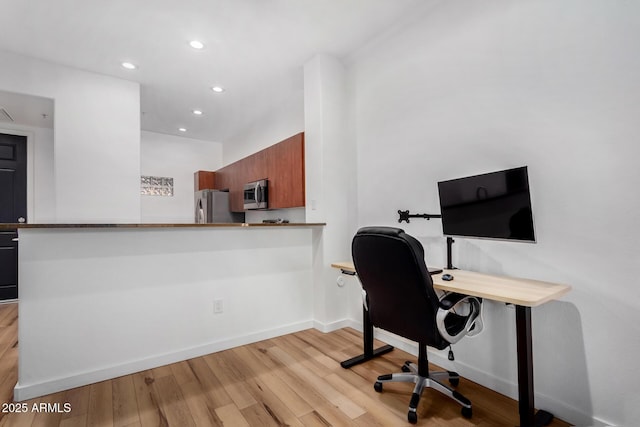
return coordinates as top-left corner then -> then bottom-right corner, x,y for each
331,261 -> 571,307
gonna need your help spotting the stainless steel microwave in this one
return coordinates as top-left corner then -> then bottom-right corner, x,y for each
243,179 -> 268,210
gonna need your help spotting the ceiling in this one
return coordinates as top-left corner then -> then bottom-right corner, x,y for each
0,0 -> 422,142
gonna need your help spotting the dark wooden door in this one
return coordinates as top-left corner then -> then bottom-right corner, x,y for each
0,133 -> 27,300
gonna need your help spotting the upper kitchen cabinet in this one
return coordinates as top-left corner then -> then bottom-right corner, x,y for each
267,133 -> 305,209
214,132 -> 305,212
194,170 -> 216,191
213,161 -> 244,212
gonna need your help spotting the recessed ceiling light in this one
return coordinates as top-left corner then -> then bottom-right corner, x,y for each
189,40 -> 204,49
211,86 -> 224,93
192,109 -> 203,116
178,127 -> 187,132
121,62 -> 137,70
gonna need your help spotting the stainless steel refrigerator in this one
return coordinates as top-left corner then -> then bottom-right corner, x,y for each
194,190 -> 244,223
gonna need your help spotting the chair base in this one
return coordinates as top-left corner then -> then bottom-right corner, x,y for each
373,351 -> 473,424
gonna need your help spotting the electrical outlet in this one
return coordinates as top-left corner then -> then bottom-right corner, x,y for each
213,299 -> 224,314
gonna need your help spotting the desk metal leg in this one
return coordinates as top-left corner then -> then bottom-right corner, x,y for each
516,306 -> 554,427
340,305 -> 394,369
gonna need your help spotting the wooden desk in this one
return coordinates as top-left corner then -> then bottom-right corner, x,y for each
331,261 -> 571,427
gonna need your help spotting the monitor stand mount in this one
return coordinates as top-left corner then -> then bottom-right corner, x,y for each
397,209 -> 455,269
397,209 -> 441,223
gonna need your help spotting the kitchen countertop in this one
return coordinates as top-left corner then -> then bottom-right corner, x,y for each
0,222 -> 326,229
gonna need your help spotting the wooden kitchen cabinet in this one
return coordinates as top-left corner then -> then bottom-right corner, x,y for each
213,162 -> 244,212
194,170 -> 215,191
267,133 -> 305,209
213,132 -> 305,212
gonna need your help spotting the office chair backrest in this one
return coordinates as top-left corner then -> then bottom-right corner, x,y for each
352,226 -> 448,349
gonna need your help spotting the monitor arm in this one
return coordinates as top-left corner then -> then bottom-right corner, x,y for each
396,209 -> 455,270
397,210 -> 441,223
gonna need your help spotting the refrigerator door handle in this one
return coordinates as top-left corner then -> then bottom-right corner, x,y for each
196,198 -> 205,223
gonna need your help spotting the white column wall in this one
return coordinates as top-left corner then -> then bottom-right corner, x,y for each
346,1 -> 640,425
304,54 -> 358,329
0,51 -> 140,222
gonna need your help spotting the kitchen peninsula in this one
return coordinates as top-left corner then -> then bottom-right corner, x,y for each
8,222 -> 324,401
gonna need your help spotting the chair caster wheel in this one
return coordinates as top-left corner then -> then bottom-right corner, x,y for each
401,364 -> 411,372
461,406 -> 472,418
374,382 -> 383,393
408,411 -> 418,424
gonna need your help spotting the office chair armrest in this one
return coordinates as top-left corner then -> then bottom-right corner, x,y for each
438,292 -> 469,310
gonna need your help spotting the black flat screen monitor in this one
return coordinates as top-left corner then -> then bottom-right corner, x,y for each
437,166 -> 536,242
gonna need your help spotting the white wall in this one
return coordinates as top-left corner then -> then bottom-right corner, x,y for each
345,1 -> 640,425
304,54 -> 357,329
222,85 -> 306,224
222,89 -> 304,165
0,51 -> 140,222
0,123 -> 55,222
17,226 -> 316,400
140,131 -> 223,223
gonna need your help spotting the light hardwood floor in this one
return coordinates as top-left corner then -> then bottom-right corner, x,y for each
0,303 -> 571,426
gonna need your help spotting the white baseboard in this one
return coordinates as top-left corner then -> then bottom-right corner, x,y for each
14,319 -> 314,402
313,318 -> 354,333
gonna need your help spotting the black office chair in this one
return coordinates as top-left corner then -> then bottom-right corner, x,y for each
352,226 -> 483,424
